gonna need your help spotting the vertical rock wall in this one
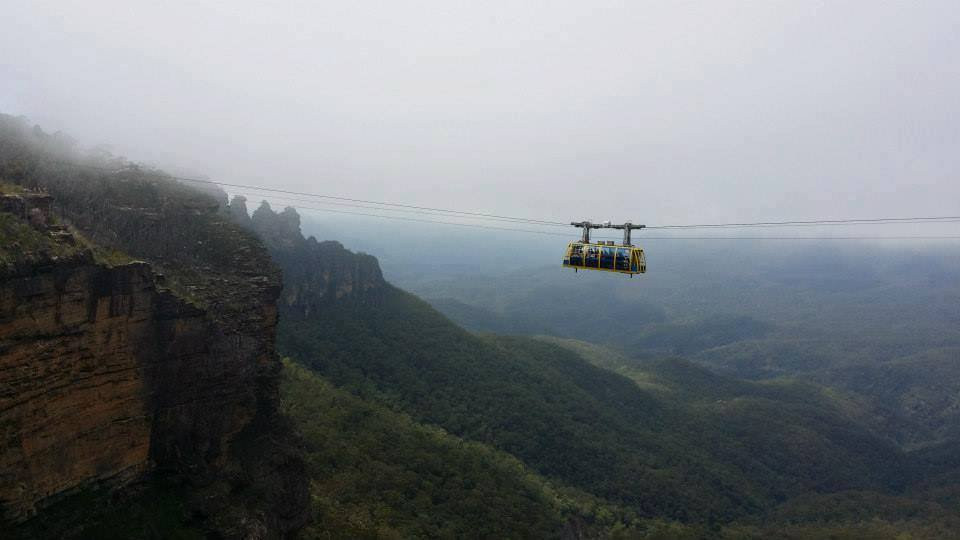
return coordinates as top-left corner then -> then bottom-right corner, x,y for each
0,258 -> 160,522
0,184 -> 308,536
244,200 -> 386,319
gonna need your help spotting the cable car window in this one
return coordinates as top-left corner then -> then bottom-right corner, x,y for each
585,246 -> 600,267
568,244 -> 584,266
600,246 -> 616,269
615,248 -> 631,271
563,223 -> 646,277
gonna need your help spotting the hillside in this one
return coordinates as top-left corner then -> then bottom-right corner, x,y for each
406,252 -> 960,451
0,115 -> 308,537
281,360 -> 570,538
238,201 -> 957,535
4,111 -> 958,537
5,4 -> 960,536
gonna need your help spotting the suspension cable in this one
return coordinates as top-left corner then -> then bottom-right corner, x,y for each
24,158 -> 960,239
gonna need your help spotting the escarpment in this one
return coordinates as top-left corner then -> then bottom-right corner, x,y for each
0,249 -> 183,523
0,164 -> 308,535
238,199 -> 385,318
1,193 -> 155,522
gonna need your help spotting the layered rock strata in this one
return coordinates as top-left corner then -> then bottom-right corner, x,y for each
239,199 -> 385,319
0,183 -> 308,536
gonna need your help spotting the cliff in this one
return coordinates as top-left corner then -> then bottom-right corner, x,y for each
0,154 -> 308,536
238,200 -> 385,319
1,245 -> 172,523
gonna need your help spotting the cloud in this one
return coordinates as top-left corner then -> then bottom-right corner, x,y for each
2,0 -> 958,231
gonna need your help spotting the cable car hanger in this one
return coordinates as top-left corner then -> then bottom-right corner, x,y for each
571,220 -> 646,245
563,221 -> 648,277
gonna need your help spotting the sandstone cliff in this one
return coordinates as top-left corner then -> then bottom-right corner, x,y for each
0,162 -> 308,536
238,200 -> 385,319
1,193 -> 157,524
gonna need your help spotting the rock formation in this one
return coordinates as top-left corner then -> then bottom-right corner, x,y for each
238,199 -> 385,318
0,181 -> 308,537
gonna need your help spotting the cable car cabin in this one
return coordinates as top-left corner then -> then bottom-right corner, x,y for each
563,241 -> 646,276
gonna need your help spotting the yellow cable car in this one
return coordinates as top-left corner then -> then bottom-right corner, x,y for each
562,221 -> 647,276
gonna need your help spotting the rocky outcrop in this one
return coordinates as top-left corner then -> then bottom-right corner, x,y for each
0,190 -> 52,224
228,195 -> 253,229
242,199 -> 385,318
250,201 -> 304,251
1,254 -> 171,522
0,180 -> 308,536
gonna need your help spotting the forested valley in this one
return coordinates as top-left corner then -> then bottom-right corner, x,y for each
6,1 -> 960,537
247,170 -> 960,537
3,114 -> 960,539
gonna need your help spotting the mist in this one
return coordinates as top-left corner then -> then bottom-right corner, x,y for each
3,1 -> 959,236
6,5 -> 960,535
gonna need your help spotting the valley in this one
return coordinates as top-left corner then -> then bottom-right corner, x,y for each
2,114 -> 959,539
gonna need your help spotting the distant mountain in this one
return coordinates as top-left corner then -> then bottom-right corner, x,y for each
6,112 -> 959,538
407,251 -> 960,456
235,196 -> 385,317
237,201 -> 957,535
818,347 -> 960,447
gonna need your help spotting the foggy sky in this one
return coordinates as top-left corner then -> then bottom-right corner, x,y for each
2,1 -> 958,231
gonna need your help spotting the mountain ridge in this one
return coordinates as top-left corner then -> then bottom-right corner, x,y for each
238,200 -> 944,535
0,115 -> 309,538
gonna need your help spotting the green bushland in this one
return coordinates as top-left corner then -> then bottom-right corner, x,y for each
0,211 -> 80,267
282,359 -> 717,539
0,181 -> 29,194
282,359 -> 566,538
11,481 -> 203,540
0,113 -> 277,316
278,279 -> 912,524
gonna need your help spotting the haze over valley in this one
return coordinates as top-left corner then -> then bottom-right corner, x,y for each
2,2 -> 960,539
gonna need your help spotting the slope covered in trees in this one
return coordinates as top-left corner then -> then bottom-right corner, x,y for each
235,201 -> 960,535
405,248 -> 960,450
282,357 -> 960,539
281,360 -> 569,538
0,114 -> 309,537
281,360 -> 722,539
278,285 -> 913,521
5,111 -> 957,537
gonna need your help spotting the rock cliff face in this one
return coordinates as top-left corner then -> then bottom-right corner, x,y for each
240,200 -> 385,319
1,251 -> 174,522
0,179 -> 308,536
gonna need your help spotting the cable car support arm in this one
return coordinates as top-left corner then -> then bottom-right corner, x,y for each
570,221 -> 646,245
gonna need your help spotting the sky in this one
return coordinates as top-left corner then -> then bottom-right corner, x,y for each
2,1 -> 959,233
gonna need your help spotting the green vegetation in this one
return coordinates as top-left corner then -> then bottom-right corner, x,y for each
278,280 -> 917,524
410,247 -> 960,450
1,114 -> 292,537
258,199 -> 960,535
0,181 -> 28,194
63,227 -> 136,268
91,247 -> 137,267
282,359 -> 728,539
12,482 -> 203,540
819,347 -> 960,447
0,211 -> 80,267
279,289 -> 960,535
0,204 -> 140,272
629,315 -> 772,357
5,112 -> 960,537
282,359 -> 568,538
74,486 -> 203,540
0,112 -> 276,317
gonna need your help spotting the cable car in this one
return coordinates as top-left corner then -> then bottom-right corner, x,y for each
562,221 -> 646,276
